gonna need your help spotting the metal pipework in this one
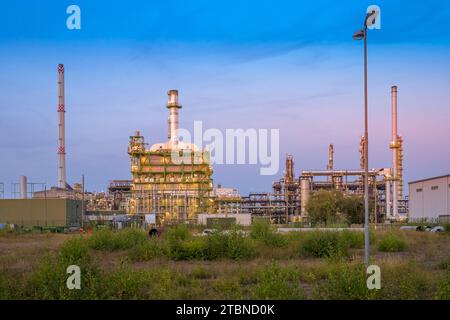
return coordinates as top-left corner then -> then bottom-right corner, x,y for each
301,169 -> 380,177
19,175 -> 27,199
57,64 -> 67,189
166,89 -> 182,145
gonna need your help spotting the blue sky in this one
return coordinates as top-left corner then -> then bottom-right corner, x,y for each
0,0 -> 449,196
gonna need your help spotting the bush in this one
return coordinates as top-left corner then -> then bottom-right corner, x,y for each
59,237 -> 91,266
313,262 -> 377,300
250,262 -> 305,299
377,233 -> 407,252
224,230 -> 256,260
300,231 -> 349,258
164,228 -> 255,261
164,224 -> 191,243
27,238 -> 100,299
379,262 -> 431,299
436,269 -> 450,300
128,239 -> 163,261
444,223 -> 450,232
340,230 -> 372,249
250,219 -> 287,247
88,228 -> 147,251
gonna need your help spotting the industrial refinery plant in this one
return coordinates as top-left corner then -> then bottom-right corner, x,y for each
0,63 -> 408,229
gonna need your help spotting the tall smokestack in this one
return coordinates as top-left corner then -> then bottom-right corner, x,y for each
57,64 -> 67,189
390,85 -> 398,218
166,89 -> 182,146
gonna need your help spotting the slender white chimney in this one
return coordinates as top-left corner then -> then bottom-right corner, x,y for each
166,89 -> 182,146
57,64 -> 67,189
391,85 -> 398,218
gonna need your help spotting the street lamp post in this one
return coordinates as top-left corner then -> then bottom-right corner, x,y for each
353,10 -> 376,267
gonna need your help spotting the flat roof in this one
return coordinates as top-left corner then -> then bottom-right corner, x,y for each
408,174 -> 450,185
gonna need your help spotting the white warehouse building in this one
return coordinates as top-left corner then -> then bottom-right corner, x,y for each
408,174 -> 450,222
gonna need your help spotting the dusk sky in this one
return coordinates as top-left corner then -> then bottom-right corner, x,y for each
0,0 -> 449,196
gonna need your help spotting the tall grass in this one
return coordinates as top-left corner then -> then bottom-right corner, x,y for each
377,232 -> 407,252
250,262 -> 305,299
313,262 -> 376,300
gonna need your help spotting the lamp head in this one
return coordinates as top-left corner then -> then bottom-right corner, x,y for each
352,29 -> 365,40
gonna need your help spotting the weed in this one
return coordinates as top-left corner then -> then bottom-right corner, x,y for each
377,233 -> 407,252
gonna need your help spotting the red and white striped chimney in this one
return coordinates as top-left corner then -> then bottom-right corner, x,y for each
57,64 -> 67,189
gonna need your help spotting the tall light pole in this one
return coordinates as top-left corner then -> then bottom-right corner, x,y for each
353,10 -> 376,266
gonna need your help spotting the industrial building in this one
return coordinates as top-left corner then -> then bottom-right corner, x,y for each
0,199 -> 82,227
408,174 -> 450,222
128,90 -> 216,224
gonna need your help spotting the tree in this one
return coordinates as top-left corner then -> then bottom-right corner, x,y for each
340,195 -> 365,225
306,190 -> 345,226
305,190 -> 366,226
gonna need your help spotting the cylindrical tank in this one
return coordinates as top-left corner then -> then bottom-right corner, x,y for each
19,175 -> 27,199
300,177 -> 310,216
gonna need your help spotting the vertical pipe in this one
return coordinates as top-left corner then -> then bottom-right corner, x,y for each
19,175 -> 27,199
81,174 -> 85,229
57,64 -> 67,189
391,86 -> 398,219
385,175 -> 391,218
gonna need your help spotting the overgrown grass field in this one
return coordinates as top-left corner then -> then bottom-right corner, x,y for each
0,222 -> 449,300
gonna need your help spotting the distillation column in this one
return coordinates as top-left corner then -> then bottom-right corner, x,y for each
57,64 -> 67,189
390,85 -> 403,219
327,144 -> 334,184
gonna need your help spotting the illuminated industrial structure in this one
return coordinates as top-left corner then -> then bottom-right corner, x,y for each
243,85 -> 406,223
128,90 -> 214,223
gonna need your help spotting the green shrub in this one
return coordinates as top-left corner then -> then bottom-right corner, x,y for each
251,219 -> 287,247
27,238 -> 100,299
88,228 -> 147,251
313,262 -> 376,300
444,223 -> 450,232
379,262 -> 431,299
436,268 -> 450,300
59,237 -> 91,266
164,224 -> 191,243
300,231 -> 349,258
250,262 -> 305,299
225,230 -> 256,260
163,228 -> 255,261
128,239 -> 163,261
377,233 -> 407,252
340,230 -> 366,249
211,278 -> 244,299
